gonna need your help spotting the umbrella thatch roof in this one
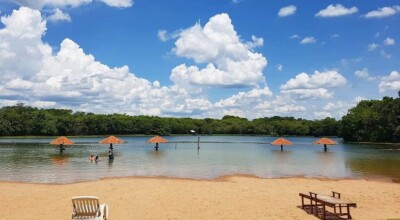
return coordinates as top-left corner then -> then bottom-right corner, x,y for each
50,136 -> 74,145
147,135 -> 168,143
99,136 -> 124,144
271,137 -> 293,146
313,137 -> 337,145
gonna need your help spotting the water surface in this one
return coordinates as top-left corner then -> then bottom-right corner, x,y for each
0,136 -> 399,183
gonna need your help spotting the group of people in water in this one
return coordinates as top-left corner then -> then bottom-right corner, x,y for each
89,144 -> 114,162
88,154 -> 99,162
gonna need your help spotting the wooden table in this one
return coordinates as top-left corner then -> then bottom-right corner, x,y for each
299,191 -> 357,219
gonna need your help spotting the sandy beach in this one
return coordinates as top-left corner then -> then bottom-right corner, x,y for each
0,176 -> 399,220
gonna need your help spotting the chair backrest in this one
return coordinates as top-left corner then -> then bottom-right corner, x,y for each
72,196 -> 101,217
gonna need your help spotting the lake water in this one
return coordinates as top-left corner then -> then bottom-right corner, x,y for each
0,136 -> 399,183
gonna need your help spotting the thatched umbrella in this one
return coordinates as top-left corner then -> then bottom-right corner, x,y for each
100,136 -> 124,160
50,136 -> 74,153
147,135 -> 168,151
271,137 -> 293,151
313,137 -> 337,152
99,135 -> 124,151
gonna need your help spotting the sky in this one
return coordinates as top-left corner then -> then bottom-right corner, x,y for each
0,0 -> 399,120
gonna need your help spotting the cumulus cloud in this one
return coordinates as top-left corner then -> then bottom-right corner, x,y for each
316,4 -> 358,17
157,29 -> 180,42
157,30 -> 168,42
354,69 -> 376,81
215,87 -> 273,108
278,5 -> 297,17
368,43 -> 379,51
276,64 -> 283,71
0,7 -> 362,121
211,91 -> 306,119
379,71 -> 400,93
171,13 -> 267,87
255,95 -> 306,116
380,50 -> 391,59
9,0 -> 132,9
47,8 -> 71,22
300,37 -> 316,44
364,6 -> 400,18
101,0 -> 132,8
321,97 -> 366,118
0,7 -> 209,117
289,34 -> 300,39
280,71 -> 347,100
384,37 -> 395,46
0,7 -> 285,120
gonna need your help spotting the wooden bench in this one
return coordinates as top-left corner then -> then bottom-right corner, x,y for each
299,191 -> 357,219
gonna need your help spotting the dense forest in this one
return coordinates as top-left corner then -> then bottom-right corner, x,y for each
341,95 -> 400,142
0,104 -> 339,137
0,94 -> 399,142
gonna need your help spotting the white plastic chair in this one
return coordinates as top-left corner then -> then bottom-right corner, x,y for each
72,196 -> 108,220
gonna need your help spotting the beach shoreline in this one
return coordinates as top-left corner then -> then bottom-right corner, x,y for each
1,175 -> 399,219
0,173 -> 398,185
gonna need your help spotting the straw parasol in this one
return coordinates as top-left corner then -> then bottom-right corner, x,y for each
271,137 -> 293,151
313,137 -> 337,152
50,136 -> 74,153
99,135 -> 124,150
147,135 -> 168,151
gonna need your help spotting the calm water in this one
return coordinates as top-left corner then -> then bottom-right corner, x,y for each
0,136 -> 399,183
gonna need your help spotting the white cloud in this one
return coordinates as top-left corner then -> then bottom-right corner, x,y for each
158,30 -> 168,42
47,8 -> 71,22
330,34 -> 339,38
384,37 -> 395,46
368,43 -> 379,51
364,6 -> 400,18
278,5 -> 297,17
316,4 -> 358,17
289,34 -> 300,39
300,37 -> 316,44
0,7 -> 209,117
157,29 -> 180,42
172,13 -> 267,87
246,35 -> 264,49
321,97 -> 366,118
276,64 -> 283,71
9,0 -> 132,9
100,0 -> 132,8
380,50 -> 391,59
354,69 -> 376,81
314,111 -> 332,119
215,87 -> 273,108
280,71 -> 347,100
210,92 -> 306,119
0,8 -> 280,120
281,88 -> 333,100
281,71 -> 347,90
379,71 -> 400,93
255,95 -> 306,116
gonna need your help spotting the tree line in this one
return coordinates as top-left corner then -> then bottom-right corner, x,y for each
0,94 -> 399,142
0,104 -> 339,137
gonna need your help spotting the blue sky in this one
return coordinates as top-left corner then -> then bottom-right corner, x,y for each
0,0 -> 399,119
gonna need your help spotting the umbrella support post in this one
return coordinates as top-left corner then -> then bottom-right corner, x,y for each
280,145 -> 283,151
197,137 -> 200,150
59,144 -> 65,153
324,144 -> 328,152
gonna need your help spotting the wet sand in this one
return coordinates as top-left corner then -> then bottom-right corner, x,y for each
0,176 -> 399,219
